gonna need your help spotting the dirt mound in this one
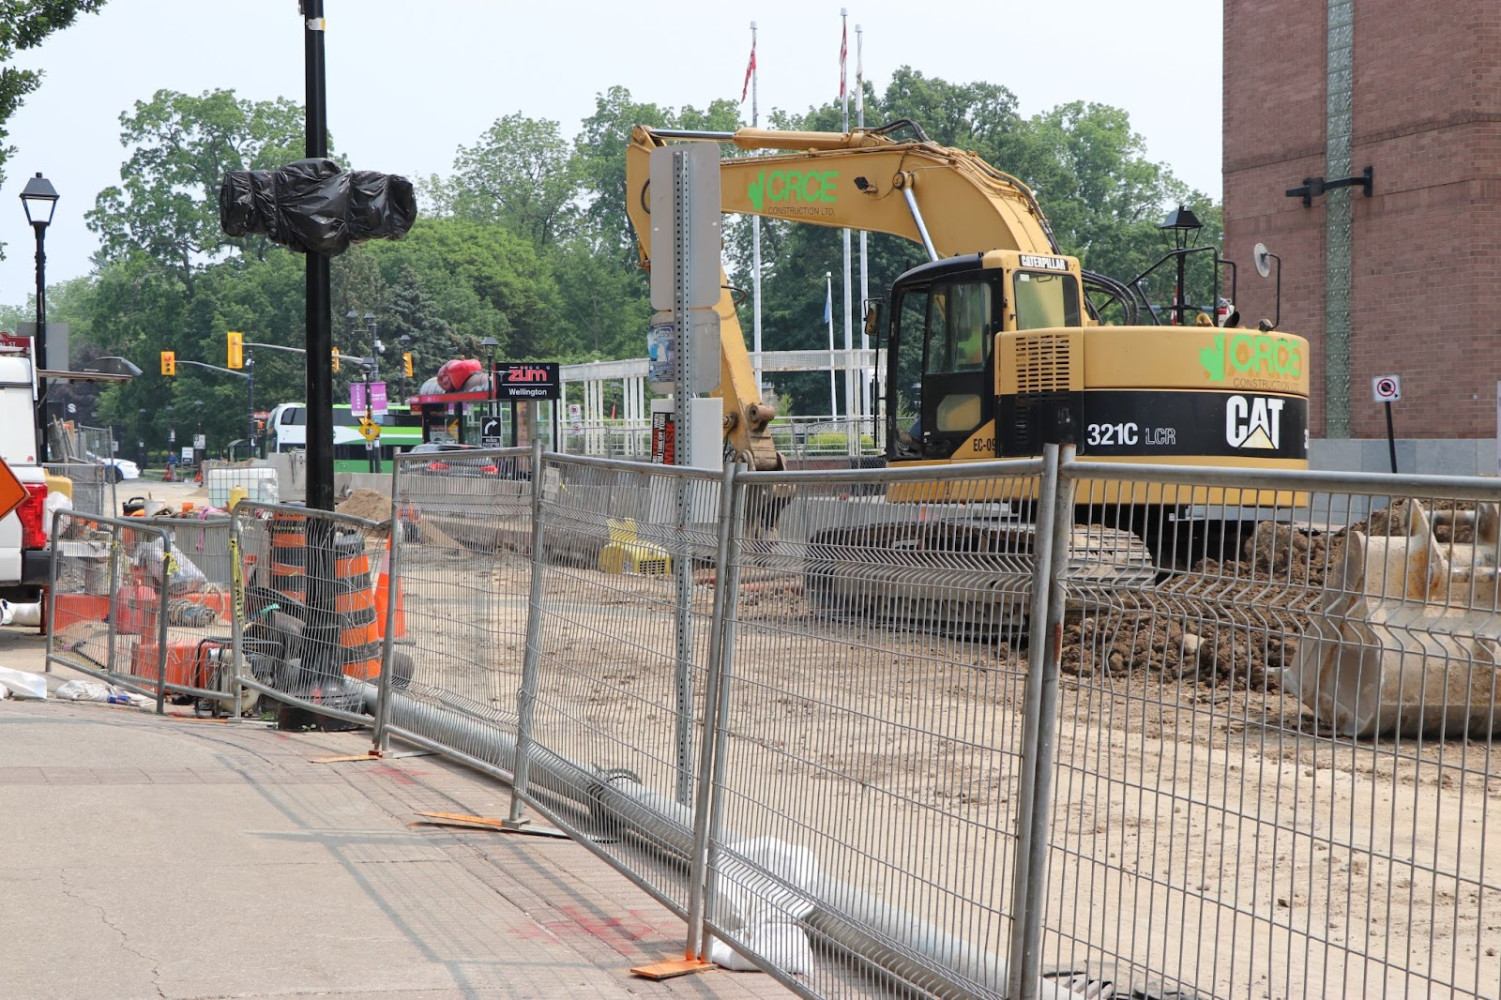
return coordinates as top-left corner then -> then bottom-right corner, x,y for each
335,488 -> 392,525
1060,522 -> 1327,689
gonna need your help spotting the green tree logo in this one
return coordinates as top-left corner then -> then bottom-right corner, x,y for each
1199,333 -> 1226,383
748,171 -> 766,212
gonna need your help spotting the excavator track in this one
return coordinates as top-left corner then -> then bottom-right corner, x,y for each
803,515 -> 1156,640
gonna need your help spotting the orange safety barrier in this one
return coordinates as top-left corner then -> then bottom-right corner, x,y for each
333,532 -> 381,680
269,512 -> 307,603
373,531 -> 405,640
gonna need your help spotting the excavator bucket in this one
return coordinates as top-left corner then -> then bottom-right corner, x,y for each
1287,499 -> 1501,737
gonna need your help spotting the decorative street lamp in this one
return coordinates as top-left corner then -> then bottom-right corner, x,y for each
20,172 -> 59,460
1158,204 -> 1203,325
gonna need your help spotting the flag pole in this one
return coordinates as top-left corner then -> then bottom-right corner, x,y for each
856,22 -> 870,439
826,272 -> 837,420
840,8 -> 854,454
749,21 -> 763,399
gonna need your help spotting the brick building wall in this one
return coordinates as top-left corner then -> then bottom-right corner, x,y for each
1224,0 -> 1501,440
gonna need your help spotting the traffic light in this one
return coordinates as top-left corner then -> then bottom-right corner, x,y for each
402,352 -> 414,378
227,330 -> 244,369
331,347 -> 340,373
160,351 -> 176,376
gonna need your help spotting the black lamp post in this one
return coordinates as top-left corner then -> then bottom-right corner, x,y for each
195,400 -> 205,467
480,336 -> 499,415
365,311 -> 380,378
165,405 -> 176,478
137,408 -> 147,468
20,172 -> 59,461
1159,204 -> 1203,325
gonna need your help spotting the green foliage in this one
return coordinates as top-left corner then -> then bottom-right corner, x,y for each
84,88 -> 311,292
0,1 -> 108,257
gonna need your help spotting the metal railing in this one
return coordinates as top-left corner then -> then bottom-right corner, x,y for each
45,509 -> 229,714
208,447 -> 1501,999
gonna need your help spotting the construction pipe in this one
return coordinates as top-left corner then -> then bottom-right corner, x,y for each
367,688 -> 1084,1000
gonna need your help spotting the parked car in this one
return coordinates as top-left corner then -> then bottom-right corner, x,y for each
95,456 -> 140,482
408,442 -> 499,476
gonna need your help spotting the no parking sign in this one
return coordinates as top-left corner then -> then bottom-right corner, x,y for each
1372,375 -> 1401,403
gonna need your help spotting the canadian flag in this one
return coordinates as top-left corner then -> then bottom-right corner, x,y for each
839,22 -> 847,99
741,39 -> 756,103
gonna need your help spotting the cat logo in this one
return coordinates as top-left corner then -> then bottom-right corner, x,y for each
1226,395 -> 1285,450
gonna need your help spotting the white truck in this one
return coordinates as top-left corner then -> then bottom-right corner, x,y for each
0,334 -> 60,605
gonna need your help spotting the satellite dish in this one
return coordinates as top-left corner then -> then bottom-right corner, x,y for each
1253,243 -> 1273,279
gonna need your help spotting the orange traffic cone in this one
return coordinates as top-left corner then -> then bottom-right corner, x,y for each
373,531 -> 406,640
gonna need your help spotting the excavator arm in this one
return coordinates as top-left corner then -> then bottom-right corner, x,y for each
623,122 -> 1068,471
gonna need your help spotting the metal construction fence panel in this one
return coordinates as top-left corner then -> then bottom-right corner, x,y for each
45,461 -> 115,520
311,445 -> 1501,999
708,460 -> 1054,998
506,452 -> 729,918
46,510 -> 181,713
229,501 -> 387,726
1043,459 -> 1501,1000
375,449 -> 535,762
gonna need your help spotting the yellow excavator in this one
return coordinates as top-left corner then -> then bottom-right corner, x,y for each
625,123 -> 1308,619
625,121 -> 1309,509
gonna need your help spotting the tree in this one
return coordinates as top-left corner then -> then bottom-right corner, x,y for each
0,0 -> 108,253
432,113 -> 580,249
84,88 -> 310,294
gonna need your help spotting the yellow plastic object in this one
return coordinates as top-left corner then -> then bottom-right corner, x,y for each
44,471 -> 72,501
228,485 -> 248,511
599,518 -> 671,576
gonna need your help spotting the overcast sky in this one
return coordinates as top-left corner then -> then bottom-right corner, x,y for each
0,0 -> 1221,309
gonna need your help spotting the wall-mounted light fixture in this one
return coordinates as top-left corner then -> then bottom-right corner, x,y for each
1287,165 -> 1373,207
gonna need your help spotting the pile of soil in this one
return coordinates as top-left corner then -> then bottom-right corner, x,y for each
335,488 -> 393,525
1060,522 -> 1333,690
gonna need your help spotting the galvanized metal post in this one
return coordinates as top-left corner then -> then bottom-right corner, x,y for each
507,434 -> 549,826
699,467 -> 750,961
44,508 -> 62,673
153,524 -> 170,715
1008,443 -> 1063,998
1013,443 -> 1077,1000
685,461 -> 742,961
670,148 -> 698,806
228,513 -> 245,720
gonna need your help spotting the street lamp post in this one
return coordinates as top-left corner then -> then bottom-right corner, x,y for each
194,400 -> 205,467
165,405 -> 176,480
1159,204 -> 1204,326
480,336 -> 499,417
137,408 -> 147,468
20,172 -> 59,461
365,312 -> 380,379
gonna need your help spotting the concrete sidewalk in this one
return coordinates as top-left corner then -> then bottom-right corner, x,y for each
0,627 -> 794,1000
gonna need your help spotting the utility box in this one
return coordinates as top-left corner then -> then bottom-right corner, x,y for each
207,466 -> 278,509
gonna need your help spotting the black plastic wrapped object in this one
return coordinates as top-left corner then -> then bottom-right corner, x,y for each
219,158 -> 417,257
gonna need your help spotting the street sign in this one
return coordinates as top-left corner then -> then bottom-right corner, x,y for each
358,416 -> 381,442
494,362 -> 561,400
480,415 -> 504,447
0,458 -> 25,521
1373,375 -> 1402,403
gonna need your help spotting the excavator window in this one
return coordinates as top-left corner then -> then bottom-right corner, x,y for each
1013,271 -> 1081,330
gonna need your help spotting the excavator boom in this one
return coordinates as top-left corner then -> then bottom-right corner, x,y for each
625,123 -> 1066,472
